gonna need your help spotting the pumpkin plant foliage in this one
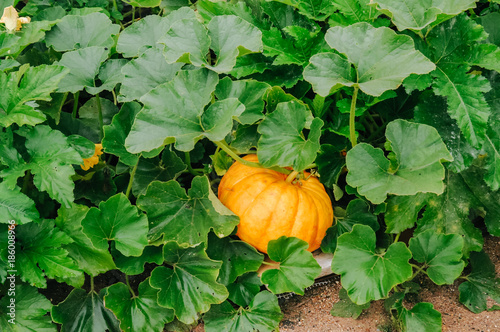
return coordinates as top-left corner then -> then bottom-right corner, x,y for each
0,1 -> 499,332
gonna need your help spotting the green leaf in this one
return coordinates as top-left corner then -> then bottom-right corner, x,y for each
409,230 -> 465,285
332,225 -> 412,304
15,219 -> 83,288
415,171 -> 484,258
413,93 -> 478,173
269,0 -> 336,21
74,166 -> 117,205
330,288 -> 370,319
261,236 -> 321,295
0,182 -> 39,224
215,76 -> 270,124
328,0 -> 378,26
81,193 -> 148,257
459,251 -> 500,313
23,125 -> 82,207
0,20 -> 57,57
384,193 -> 429,234
0,64 -> 68,127
0,283 -> 56,332
257,101 -> 323,171
126,0 -> 161,7
229,53 -> 273,78
78,96 -> 119,141
304,23 -> 435,97
347,120 -> 453,204
137,176 -> 239,245
86,59 -> 128,95
111,244 -> 163,275
484,71 -> 500,191
102,102 -> 142,167
321,199 -> 379,254
45,12 -> 120,51
315,144 -> 346,188
371,0 -> 477,31
461,166 -> 500,237
125,69 -> 220,153
55,204 -> 116,277
104,279 -> 174,331
51,288 -> 121,332
205,15 -> 263,73
394,301 -> 442,332
206,232 -> 264,285
203,291 -> 283,332
150,242 -> 228,324
132,150 -> 187,197
119,48 -> 183,102
56,46 -> 109,94
227,272 -> 263,307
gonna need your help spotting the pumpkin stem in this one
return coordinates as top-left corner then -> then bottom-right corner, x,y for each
285,171 -> 299,183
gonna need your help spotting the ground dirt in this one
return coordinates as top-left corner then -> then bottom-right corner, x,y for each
192,236 -> 500,332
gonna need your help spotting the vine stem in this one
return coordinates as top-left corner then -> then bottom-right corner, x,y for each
96,94 -> 104,140
185,152 -> 203,176
349,86 -> 359,147
125,156 -> 140,198
90,276 -> 94,292
125,275 -> 137,298
214,140 -> 291,175
410,264 -> 427,279
393,233 -> 401,243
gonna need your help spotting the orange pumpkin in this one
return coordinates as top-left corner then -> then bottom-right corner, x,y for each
218,154 -> 334,253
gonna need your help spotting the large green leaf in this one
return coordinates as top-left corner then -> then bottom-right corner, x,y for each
409,230 -> 464,285
329,0 -> 380,26
104,279 -> 174,332
321,199 -> 379,254
15,219 -> 83,288
150,242 -> 228,324
161,15 -> 262,73
86,59 -> 128,95
215,76 -> 270,124
131,150 -> 187,197
0,20 -> 57,57
55,204 -> 116,277
23,125 -> 82,207
384,193 -> 429,234
371,0 -> 477,31
269,0 -> 336,21
0,182 -> 39,224
426,15 -> 492,148
111,244 -> 163,275
102,102 -> 142,167
0,64 -> 68,127
394,301 -> 442,332
459,251 -> 500,313
206,232 -> 264,285
346,120 -> 453,204
415,171 -> 484,257
137,176 -> 239,245
484,71 -> 500,191
56,46 -> 109,94
81,193 -> 149,257
304,23 -> 435,97
227,273 -> 263,307
125,69 -> 223,153
261,236 -> 321,295
203,291 -> 283,332
44,12 -> 120,51
118,48 -> 183,102
51,288 -> 121,332
0,283 -> 56,332
117,8 -> 196,57
332,225 -> 413,304
257,101 -> 323,171
413,93 -> 478,173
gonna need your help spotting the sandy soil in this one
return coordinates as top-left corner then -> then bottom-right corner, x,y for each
192,236 -> 500,332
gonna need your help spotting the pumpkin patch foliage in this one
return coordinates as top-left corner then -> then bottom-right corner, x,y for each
0,1 -> 499,331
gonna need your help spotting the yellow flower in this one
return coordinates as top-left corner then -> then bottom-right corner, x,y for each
81,144 -> 103,171
0,6 -> 30,33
